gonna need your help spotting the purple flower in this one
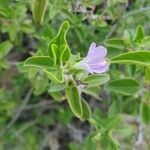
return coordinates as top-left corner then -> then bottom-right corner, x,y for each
74,42 -> 109,74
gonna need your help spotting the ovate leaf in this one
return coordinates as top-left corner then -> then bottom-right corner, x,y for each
107,78 -> 140,95
111,51 -> 150,67
84,74 -> 110,87
24,56 -> 54,69
104,38 -> 125,49
134,25 -> 144,43
0,41 -> 13,59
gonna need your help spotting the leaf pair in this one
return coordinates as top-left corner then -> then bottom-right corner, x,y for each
48,21 -> 70,65
24,21 -> 71,83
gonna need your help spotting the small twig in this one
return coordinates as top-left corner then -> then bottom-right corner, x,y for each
6,88 -> 32,129
18,100 -> 52,111
0,88 -> 32,137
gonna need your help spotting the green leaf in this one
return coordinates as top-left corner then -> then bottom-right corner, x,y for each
59,44 -> 70,62
100,135 -> 119,150
66,82 -> 82,118
103,116 -> 121,132
50,92 -> 63,102
134,25 -> 144,43
145,67 -> 150,81
111,51 -> 150,67
104,38 -> 125,49
28,68 -> 38,78
48,21 -> 70,64
107,78 -> 141,95
33,0 -> 48,24
24,56 -> 64,83
50,44 -> 57,65
81,99 -> 91,120
0,102 -> 15,111
24,56 -> 54,69
82,87 -> 101,101
0,41 -> 13,59
141,36 -> 150,48
140,101 -> 150,124
44,67 -> 64,83
32,74 -> 49,96
108,100 -> 119,116
84,74 -> 110,87
9,24 -> 17,42
20,20 -> 35,34
48,82 -> 66,92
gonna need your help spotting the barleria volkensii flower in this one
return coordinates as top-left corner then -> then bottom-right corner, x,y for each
74,42 -> 109,74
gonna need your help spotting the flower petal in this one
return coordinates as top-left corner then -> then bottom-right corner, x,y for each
90,65 -> 109,73
95,46 -> 107,58
88,61 -> 109,73
87,57 -> 105,64
87,44 -> 107,62
74,42 -> 109,74
87,42 -> 96,58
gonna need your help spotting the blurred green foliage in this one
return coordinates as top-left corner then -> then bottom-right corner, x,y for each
0,0 -> 150,149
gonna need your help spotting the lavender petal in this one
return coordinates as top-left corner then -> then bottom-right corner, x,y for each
88,61 -> 109,73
